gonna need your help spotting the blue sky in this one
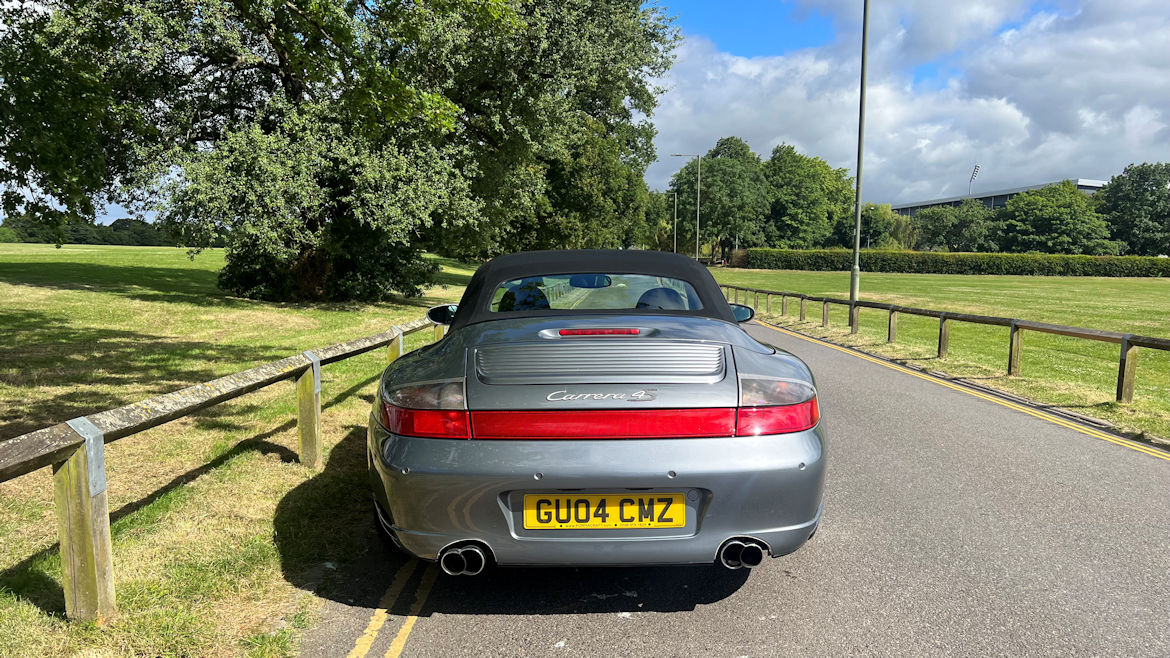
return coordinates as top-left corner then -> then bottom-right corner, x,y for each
660,0 -> 836,57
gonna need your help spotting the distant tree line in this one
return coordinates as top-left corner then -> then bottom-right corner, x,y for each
0,215 -> 195,246
653,137 -> 1170,258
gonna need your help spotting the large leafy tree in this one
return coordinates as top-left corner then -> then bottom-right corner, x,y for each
853,203 -> 898,249
762,144 -> 854,249
0,0 -> 676,299
997,181 -> 1120,255
914,199 -> 999,252
669,137 -> 770,259
414,0 -> 677,260
1095,162 -> 1170,256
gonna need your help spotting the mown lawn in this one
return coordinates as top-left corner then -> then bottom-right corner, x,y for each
712,267 -> 1170,441
0,244 -> 469,656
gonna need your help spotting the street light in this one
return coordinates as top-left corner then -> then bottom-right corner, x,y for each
849,0 -> 870,308
672,192 -> 678,254
672,153 -> 701,259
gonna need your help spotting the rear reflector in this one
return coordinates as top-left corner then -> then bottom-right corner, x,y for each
381,405 -> 471,439
558,328 -> 640,336
735,398 -> 820,436
471,409 -> 736,439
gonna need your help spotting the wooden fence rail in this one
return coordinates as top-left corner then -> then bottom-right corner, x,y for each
0,316 -> 434,623
722,285 -> 1170,406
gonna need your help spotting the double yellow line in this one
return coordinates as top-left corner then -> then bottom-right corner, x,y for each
757,320 -> 1170,463
346,561 -> 438,658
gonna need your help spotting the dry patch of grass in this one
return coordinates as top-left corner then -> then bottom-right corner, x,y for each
0,245 -> 466,656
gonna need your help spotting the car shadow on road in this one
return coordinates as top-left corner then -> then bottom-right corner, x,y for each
273,428 -> 751,616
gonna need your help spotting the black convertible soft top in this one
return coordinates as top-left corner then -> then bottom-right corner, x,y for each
449,250 -> 736,329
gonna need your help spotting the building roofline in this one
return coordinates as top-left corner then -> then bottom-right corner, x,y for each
890,178 -> 1107,210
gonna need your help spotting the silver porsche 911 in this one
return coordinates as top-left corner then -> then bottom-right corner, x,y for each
367,250 -> 825,575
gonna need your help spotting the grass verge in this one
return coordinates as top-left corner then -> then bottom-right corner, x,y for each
712,267 -> 1170,441
0,244 -> 467,656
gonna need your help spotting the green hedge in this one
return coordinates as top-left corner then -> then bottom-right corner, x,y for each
745,249 -> 1170,277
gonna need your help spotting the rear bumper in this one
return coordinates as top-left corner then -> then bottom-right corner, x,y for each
367,413 -> 826,566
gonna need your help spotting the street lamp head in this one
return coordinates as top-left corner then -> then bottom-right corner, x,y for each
671,153 -> 697,157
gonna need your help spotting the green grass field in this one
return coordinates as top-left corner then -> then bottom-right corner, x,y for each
711,268 -> 1170,441
0,244 -> 469,656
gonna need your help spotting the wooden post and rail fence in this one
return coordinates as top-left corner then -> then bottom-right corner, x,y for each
722,285 -> 1170,406
0,317 -> 436,623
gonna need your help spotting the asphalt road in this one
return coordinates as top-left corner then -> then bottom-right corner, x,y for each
301,321 -> 1170,657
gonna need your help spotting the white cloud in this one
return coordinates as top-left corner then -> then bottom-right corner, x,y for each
646,0 -> 1170,203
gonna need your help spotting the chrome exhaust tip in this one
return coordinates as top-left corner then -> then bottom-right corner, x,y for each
718,538 -> 769,570
438,543 -> 491,576
739,542 -> 765,568
460,546 -> 486,576
718,540 -> 746,569
439,548 -> 467,576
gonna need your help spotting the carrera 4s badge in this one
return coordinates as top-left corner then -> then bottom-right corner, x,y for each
545,389 -> 658,402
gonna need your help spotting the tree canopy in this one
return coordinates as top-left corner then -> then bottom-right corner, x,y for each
664,139 -> 855,257
913,199 -> 998,252
0,0 -> 677,299
997,181 -> 1120,255
764,144 -> 854,249
1096,162 -> 1170,256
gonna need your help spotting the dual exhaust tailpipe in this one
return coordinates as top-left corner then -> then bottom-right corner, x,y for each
718,539 -> 767,570
438,544 -> 489,576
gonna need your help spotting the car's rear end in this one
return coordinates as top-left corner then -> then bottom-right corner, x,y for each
367,313 -> 825,572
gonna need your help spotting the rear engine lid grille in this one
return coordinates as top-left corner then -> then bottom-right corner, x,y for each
475,341 -> 726,384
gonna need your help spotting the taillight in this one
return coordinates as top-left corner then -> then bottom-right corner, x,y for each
735,376 -> 820,435
379,379 -> 470,439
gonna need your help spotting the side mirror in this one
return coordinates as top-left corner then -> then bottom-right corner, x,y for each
729,303 -> 755,323
427,304 -> 458,325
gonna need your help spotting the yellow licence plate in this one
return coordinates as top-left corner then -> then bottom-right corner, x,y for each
522,493 -> 686,530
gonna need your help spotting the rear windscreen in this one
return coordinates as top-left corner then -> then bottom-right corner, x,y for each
489,274 -> 704,312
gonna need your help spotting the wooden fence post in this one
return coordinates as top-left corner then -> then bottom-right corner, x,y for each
297,351 -> 321,469
822,301 -> 830,327
850,305 -> 860,335
1116,335 -> 1137,403
800,296 -> 807,321
887,310 -> 898,342
937,314 -> 950,358
781,295 -> 787,316
54,418 -> 116,623
765,294 -> 771,314
387,328 -> 404,365
754,291 -> 760,309
1008,321 -> 1022,375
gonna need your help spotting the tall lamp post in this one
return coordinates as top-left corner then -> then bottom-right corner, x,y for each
672,153 -> 701,259
673,192 -> 678,254
849,0 -> 870,307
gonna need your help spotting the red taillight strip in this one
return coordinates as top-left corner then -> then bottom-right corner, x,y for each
381,404 -> 471,439
471,409 -> 736,439
735,398 -> 820,436
380,401 -> 819,440
558,328 -> 641,336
